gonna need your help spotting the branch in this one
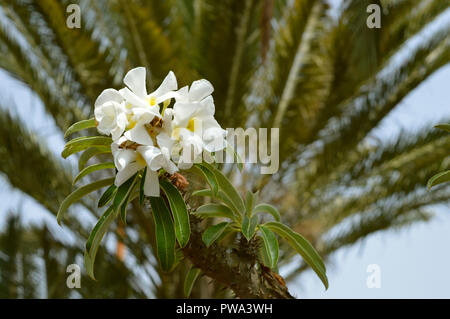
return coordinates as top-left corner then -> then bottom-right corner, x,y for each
182,216 -> 294,299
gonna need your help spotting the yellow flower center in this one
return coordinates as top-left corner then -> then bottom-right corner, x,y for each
172,127 -> 181,140
148,96 -> 156,106
187,118 -> 196,132
127,113 -> 137,129
171,117 -> 197,140
136,153 -> 147,166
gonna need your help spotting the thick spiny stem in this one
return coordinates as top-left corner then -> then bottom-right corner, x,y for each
182,216 -> 294,299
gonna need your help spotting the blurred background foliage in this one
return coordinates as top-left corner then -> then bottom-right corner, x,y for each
0,0 -> 448,298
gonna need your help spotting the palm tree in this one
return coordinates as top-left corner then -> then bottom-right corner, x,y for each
0,0 -> 448,298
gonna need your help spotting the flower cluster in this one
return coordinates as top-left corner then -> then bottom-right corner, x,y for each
94,67 -> 227,197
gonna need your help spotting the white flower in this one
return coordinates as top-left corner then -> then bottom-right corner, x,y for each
94,89 -> 128,141
111,136 -> 178,197
118,67 -> 178,146
94,67 -> 227,195
171,80 -> 227,168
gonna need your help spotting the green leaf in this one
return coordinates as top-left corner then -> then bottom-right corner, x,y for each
150,197 -> 176,272
65,135 -> 112,148
64,118 -> 96,138
98,184 -> 117,208
225,145 -> 243,172
191,164 -> 219,196
193,204 -> 236,221
139,168 -> 147,205
191,189 -> 240,219
119,184 -> 139,225
264,221 -> 328,289
73,162 -> 115,185
62,136 -> 112,159
57,177 -> 114,225
253,203 -> 281,221
184,267 -> 202,298
259,225 -> 279,269
241,215 -> 259,240
202,163 -> 245,215
191,189 -> 213,197
427,170 -> 450,190
215,226 -> 236,243
113,174 -> 138,211
435,124 -> 450,133
202,222 -> 229,247
245,191 -> 254,216
119,193 -> 130,225
78,146 -> 111,171
84,206 -> 117,280
160,179 -> 190,248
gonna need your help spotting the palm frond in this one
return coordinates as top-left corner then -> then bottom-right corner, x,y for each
0,108 -> 72,213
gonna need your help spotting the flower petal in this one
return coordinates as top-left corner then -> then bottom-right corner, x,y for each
173,102 -> 197,127
132,107 -> 159,122
162,150 -> 178,174
162,108 -> 173,132
152,71 -> 177,98
155,90 -> 179,105
115,162 -> 141,187
124,124 -> 153,146
198,95 -> 215,117
203,127 -> 227,152
110,126 -> 124,141
124,67 -> 147,98
156,132 -> 174,152
95,89 -> 123,108
137,145 -> 163,171
144,170 -> 160,197
120,87 -> 148,108
111,136 -> 128,154
188,79 -> 214,102
114,149 -> 137,171
175,86 -> 189,103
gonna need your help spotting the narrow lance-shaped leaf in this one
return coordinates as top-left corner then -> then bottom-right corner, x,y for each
259,225 -> 279,269
113,174 -> 138,211
62,136 -> 113,159
78,146 -> 111,171
264,221 -> 328,289
160,179 -> 191,247
98,184 -> 117,208
191,189 -> 241,220
120,183 -> 139,225
84,206 -> 117,280
184,267 -> 202,298
245,190 -> 254,217
253,203 -> 281,221
57,177 -> 115,225
427,170 -> 450,190
193,204 -> 237,221
150,197 -> 177,272
64,118 -> 96,138
202,222 -> 230,247
225,145 -> 243,172
191,189 -> 213,197
191,164 -> 219,196
200,163 -> 246,215
73,162 -> 115,185
139,168 -> 147,206
215,226 -> 236,243
241,215 -> 259,241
